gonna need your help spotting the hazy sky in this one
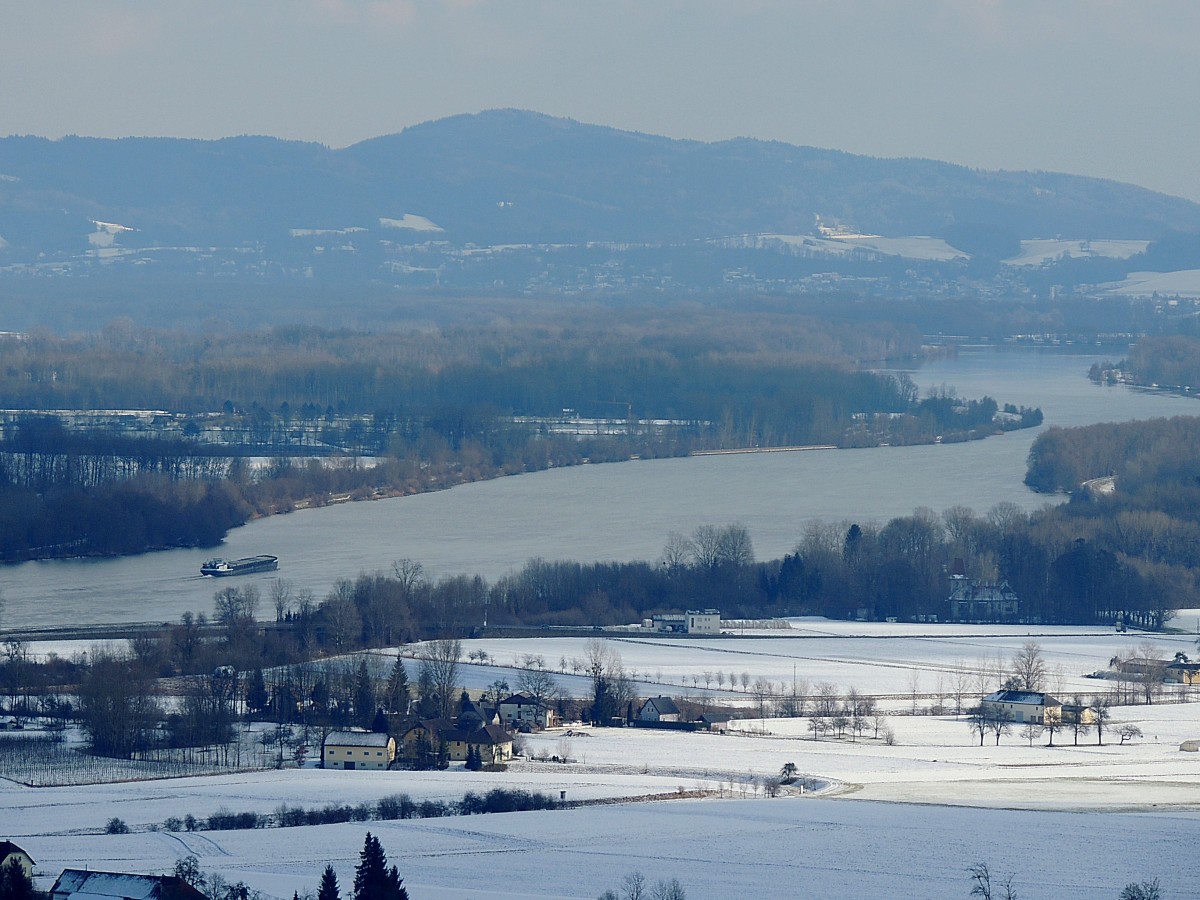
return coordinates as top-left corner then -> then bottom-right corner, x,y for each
5,1 -> 1200,201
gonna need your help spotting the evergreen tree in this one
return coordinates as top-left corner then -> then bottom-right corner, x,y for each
354,657 -> 376,729
436,738 -> 450,770
371,708 -> 389,734
317,864 -> 340,900
0,858 -> 35,900
385,657 -> 410,716
352,832 -> 408,900
246,668 -> 269,715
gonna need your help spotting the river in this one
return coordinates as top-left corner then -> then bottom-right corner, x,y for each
2,346 -> 1196,630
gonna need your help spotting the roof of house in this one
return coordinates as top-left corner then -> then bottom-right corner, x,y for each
470,724 -> 514,746
50,870 -> 205,900
499,691 -> 539,706
982,690 -> 1060,706
949,580 -> 1018,601
0,840 -> 31,862
641,696 -> 681,715
322,730 -> 393,748
404,720 -> 512,746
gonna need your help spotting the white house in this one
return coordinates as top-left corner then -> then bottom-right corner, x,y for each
980,690 -> 1061,724
637,696 -> 682,723
0,841 -> 33,881
650,609 -> 720,634
498,691 -> 559,730
321,730 -> 396,770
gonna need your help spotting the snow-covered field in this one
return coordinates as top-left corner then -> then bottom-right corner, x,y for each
451,618 -> 1200,703
6,620 -> 1200,898
1005,238 -> 1150,266
758,232 -> 967,262
1102,268 -> 1200,298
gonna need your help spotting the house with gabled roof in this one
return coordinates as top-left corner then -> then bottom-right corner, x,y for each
948,578 -> 1021,623
980,689 -> 1062,724
637,696 -> 681,723
321,729 -> 396,770
0,841 -> 33,881
400,719 -> 514,767
50,870 -> 206,900
499,691 -> 559,730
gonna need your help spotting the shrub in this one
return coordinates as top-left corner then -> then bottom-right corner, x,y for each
376,794 -> 410,820
104,817 -> 130,835
206,808 -> 260,831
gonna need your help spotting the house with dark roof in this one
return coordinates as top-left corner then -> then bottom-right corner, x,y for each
400,719 -> 514,767
948,578 -> 1021,623
637,696 -> 681,723
321,730 -> 397,770
980,690 -> 1062,724
498,691 -> 559,730
0,841 -> 33,881
50,870 -> 206,900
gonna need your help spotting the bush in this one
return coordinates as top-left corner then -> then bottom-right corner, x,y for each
376,794 -> 411,820
104,817 -> 130,834
459,791 -> 484,815
206,808 -> 260,831
419,800 -> 450,818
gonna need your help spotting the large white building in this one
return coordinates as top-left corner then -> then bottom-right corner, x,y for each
650,609 -> 720,634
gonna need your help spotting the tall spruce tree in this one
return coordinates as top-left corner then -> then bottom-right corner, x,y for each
385,657 -> 410,716
317,864 -> 340,900
352,832 -> 408,900
0,858 -> 35,900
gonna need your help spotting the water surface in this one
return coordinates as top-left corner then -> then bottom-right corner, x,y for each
3,347 -> 1194,629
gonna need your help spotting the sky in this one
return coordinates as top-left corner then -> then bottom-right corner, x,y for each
4,1 -> 1200,201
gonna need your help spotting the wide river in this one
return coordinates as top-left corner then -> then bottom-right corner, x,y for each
2,346 -> 1196,629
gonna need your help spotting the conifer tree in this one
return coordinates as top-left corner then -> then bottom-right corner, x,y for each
0,858 -> 35,900
352,832 -> 408,900
317,864 -> 340,900
386,657 -> 410,716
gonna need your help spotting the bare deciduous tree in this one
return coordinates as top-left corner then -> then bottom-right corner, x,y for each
419,639 -> 462,720
1010,642 -> 1046,692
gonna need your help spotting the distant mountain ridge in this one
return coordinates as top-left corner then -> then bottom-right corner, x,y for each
2,108 -> 1199,261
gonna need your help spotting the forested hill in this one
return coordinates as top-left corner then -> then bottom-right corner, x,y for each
2,109 -> 1199,258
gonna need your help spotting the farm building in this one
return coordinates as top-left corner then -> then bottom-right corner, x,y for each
321,730 -> 396,770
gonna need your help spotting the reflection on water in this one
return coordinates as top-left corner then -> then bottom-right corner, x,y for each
3,347 -> 1196,628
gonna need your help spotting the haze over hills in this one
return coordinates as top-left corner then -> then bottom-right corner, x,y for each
2,109 -> 1199,253
3,109 -> 1200,326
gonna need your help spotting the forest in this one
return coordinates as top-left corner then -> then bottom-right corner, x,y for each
0,314 -> 1041,562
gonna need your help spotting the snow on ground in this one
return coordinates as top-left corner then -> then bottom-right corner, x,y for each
1005,238 -> 1149,266
759,232 -> 967,261
9,620 -> 1200,897
453,621 -> 1198,701
379,214 -> 444,232
8,796 -> 1196,899
1101,268 -> 1200,297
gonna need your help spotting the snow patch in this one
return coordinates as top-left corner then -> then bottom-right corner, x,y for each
732,232 -> 968,262
1100,269 -> 1200,297
379,214 -> 444,233
1006,239 -> 1149,267
289,227 -> 368,237
88,220 -> 135,249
